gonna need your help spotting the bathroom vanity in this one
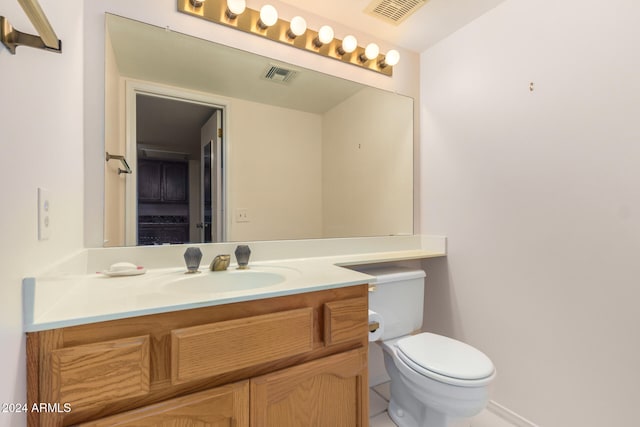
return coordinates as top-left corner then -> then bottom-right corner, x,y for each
27,284 -> 369,426
23,235 -> 446,426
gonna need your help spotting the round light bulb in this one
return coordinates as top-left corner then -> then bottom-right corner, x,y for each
365,43 -> 380,60
317,25 -> 334,44
289,16 -> 307,37
385,49 -> 400,66
226,0 -> 246,15
342,35 -> 358,53
259,5 -> 278,27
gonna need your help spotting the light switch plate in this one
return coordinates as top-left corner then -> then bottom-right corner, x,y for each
38,188 -> 51,240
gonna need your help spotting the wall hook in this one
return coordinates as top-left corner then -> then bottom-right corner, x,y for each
0,0 -> 62,54
106,152 -> 132,175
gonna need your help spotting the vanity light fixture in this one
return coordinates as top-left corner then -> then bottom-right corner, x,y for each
225,0 -> 246,20
313,25 -> 334,48
379,49 -> 400,68
0,0 -> 61,54
359,42 -> 380,63
257,5 -> 278,30
337,35 -> 358,56
177,0 -> 397,76
287,16 -> 307,39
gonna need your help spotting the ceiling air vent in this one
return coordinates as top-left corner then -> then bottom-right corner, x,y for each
262,64 -> 298,84
365,0 -> 428,26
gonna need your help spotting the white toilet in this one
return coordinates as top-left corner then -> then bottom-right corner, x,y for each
359,266 -> 496,427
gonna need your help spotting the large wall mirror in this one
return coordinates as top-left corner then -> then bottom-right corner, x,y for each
104,14 -> 413,247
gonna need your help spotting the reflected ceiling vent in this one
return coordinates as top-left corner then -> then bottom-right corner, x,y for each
365,0 -> 428,25
262,64 -> 298,84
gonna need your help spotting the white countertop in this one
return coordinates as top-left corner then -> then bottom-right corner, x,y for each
23,236 -> 446,332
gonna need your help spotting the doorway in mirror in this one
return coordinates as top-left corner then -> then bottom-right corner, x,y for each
133,92 -> 225,246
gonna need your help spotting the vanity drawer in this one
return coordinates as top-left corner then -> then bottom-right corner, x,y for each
42,335 -> 150,411
324,297 -> 368,346
171,308 -> 314,384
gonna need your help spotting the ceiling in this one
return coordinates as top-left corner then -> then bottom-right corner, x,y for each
275,0 -> 507,53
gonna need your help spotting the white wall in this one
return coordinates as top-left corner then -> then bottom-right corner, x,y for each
420,0 -> 640,425
0,1 -> 85,426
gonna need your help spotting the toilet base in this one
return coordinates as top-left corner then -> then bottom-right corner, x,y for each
388,395 -> 452,427
382,338 -> 491,427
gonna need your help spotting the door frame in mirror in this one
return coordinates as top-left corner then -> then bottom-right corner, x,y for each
123,80 -> 231,246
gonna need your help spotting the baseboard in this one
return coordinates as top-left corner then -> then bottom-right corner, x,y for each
487,401 -> 539,427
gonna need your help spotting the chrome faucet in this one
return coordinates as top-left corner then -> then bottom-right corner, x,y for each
209,254 -> 230,271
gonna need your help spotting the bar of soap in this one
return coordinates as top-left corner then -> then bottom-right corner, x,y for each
109,262 -> 138,272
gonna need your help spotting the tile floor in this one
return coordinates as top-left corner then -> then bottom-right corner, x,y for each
369,382 -> 513,427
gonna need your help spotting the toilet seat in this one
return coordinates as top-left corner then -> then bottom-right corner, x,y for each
395,333 -> 495,387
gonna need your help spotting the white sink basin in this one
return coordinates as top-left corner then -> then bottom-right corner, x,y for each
162,266 -> 297,294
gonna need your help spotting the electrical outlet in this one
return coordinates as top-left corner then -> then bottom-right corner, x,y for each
38,188 -> 51,240
235,208 -> 249,223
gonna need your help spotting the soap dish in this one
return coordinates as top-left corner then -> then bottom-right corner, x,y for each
100,262 -> 146,277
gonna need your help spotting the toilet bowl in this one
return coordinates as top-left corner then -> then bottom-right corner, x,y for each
355,266 -> 496,427
382,334 -> 495,427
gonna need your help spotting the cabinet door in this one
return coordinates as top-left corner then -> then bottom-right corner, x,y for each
162,161 -> 188,202
250,348 -> 368,427
77,381 -> 249,427
137,160 -> 162,202
138,160 -> 188,202
40,335 -> 150,417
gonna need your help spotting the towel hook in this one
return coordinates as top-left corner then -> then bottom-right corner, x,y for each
106,152 -> 132,175
0,0 -> 62,54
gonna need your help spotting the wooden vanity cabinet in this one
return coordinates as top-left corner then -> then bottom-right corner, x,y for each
27,285 -> 369,427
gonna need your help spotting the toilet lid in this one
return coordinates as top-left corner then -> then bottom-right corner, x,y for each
397,333 -> 495,381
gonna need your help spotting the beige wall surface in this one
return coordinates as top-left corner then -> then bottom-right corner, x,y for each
322,88 -> 413,238
104,33 -> 125,247
420,0 -> 640,425
228,99 -> 323,241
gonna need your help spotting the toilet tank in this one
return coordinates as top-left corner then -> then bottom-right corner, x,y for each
354,266 -> 426,341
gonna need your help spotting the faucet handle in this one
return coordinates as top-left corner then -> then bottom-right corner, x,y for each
184,247 -> 203,274
210,254 -> 230,271
234,245 -> 251,269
